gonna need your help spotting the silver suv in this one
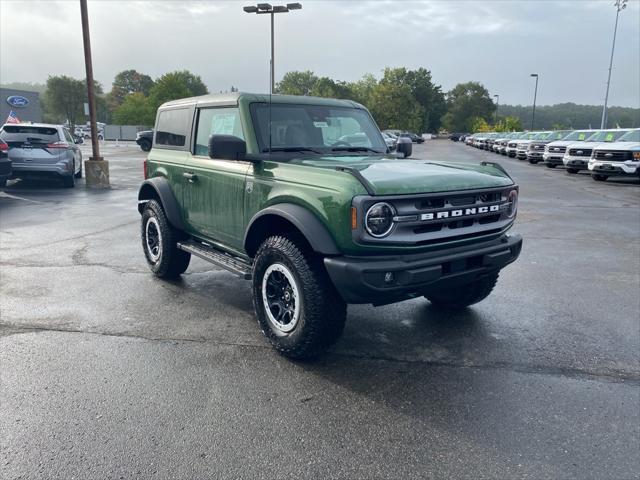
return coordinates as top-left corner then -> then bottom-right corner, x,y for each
0,123 -> 83,187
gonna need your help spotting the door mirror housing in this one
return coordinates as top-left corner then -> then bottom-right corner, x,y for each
395,137 -> 412,158
209,135 -> 246,161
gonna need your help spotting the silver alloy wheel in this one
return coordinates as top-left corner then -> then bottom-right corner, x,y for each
261,263 -> 301,333
145,217 -> 162,262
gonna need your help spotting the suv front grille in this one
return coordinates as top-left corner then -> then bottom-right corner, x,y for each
353,187 -> 517,246
569,148 -> 592,156
547,146 -> 566,154
593,150 -> 631,161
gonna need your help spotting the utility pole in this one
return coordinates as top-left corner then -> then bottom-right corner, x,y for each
493,94 -> 499,125
80,0 -> 109,188
530,73 -> 539,130
243,3 -> 302,94
601,0 -> 627,129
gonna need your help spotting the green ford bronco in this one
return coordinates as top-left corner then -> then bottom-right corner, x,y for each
138,93 -> 522,358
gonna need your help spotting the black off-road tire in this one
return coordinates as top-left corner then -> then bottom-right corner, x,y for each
141,199 -> 191,278
592,174 -> 608,182
425,272 -> 499,309
139,139 -> 151,152
566,168 -> 579,174
252,235 -> 347,359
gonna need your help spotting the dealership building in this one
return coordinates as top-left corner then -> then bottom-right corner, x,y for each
0,87 -> 42,123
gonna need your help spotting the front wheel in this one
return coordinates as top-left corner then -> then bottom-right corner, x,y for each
592,174 -> 608,182
566,168 -> 579,174
252,235 -> 347,359
141,199 -> 191,278
528,159 -> 539,164
425,272 -> 499,309
139,139 -> 151,152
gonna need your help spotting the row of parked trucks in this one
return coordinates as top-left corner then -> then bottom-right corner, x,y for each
463,128 -> 640,181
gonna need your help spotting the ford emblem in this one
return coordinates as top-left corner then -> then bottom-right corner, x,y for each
553,147 -> 559,151
576,150 -> 583,155
605,153 -> 613,157
6,95 -> 30,108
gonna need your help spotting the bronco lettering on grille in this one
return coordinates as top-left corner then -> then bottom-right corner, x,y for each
421,205 -> 500,221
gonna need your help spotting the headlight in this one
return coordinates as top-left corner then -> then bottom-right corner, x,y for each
506,190 -> 518,218
365,202 -> 396,238
633,151 -> 640,160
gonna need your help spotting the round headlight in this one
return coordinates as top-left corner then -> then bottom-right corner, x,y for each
365,202 -> 396,238
506,189 -> 518,218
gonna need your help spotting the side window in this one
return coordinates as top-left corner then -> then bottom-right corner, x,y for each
194,107 -> 244,156
63,129 -> 74,143
155,108 -> 190,147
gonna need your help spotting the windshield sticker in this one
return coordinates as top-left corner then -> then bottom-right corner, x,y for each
605,133 -> 615,142
313,121 -> 328,128
578,133 -> 586,140
212,114 -> 236,135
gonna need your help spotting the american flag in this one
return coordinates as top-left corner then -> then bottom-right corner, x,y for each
6,110 -> 20,124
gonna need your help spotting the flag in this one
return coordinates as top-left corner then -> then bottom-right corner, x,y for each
5,110 -> 20,124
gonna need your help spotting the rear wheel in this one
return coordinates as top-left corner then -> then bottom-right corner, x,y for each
62,163 -> 75,188
139,139 -> 151,152
141,199 -> 191,278
566,168 -> 579,174
592,174 -> 608,182
252,235 -> 346,359
425,272 -> 499,309
74,159 -> 83,178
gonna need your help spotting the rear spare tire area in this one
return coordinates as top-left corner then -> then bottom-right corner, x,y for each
252,235 -> 346,359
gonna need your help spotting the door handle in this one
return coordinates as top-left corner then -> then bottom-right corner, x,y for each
183,172 -> 198,183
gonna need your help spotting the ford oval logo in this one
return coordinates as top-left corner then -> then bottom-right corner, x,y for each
6,95 -> 30,108
576,150 -> 583,155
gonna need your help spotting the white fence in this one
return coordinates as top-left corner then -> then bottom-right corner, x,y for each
104,125 -> 152,141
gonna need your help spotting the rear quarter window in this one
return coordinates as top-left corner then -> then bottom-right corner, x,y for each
155,108 -> 190,148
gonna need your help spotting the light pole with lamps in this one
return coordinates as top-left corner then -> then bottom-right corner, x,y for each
243,3 -> 302,94
601,0 -> 627,129
530,73 -> 539,130
493,94 -> 499,125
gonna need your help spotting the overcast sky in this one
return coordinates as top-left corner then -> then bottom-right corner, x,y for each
1,0 -> 639,107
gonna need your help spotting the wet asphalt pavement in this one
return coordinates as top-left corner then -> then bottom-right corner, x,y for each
1,140 -> 639,479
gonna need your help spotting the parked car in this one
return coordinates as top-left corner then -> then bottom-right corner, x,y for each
588,129 -> 640,181
526,130 -> 571,164
543,130 -> 596,168
514,132 -> 549,160
399,132 -> 424,144
494,132 -> 520,155
81,125 -> 104,140
137,92 -> 522,359
563,129 -> 631,174
381,131 -> 397,152
136,130 -> 154,152
0,123 -> 83,187
0,137 -> 11,188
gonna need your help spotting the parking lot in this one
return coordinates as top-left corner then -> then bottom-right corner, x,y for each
1,140 -> 638,478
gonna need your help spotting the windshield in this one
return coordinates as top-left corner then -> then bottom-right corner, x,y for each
0,125 -> 60,143
533,131 -> 552,140
562,130 -> 593,141
546,130 -> 571,141
617,129 -> 640,142
250,103 -> 387,155
585,130 -> 629,142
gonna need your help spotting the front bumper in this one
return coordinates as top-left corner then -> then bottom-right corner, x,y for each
527,151 -> 544,161
588,160 -> 639,176
562,155 -> 590,169
543,153 -> 564,165
324,233 -> 523,305
516,149 -> 528,159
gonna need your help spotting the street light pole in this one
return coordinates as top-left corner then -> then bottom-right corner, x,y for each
243,3 -> 302,94
79,0 -> 109,188
530,74 -> 539,130
493,94 -> 499,125
601,0 -> 627,129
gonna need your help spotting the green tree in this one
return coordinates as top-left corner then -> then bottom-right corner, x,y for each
309,77 -> 353,99
494,116 -> 523,132
275,70 -> 318,96
42,75 -> 85,125
106,69 -> 155,113
368,81 -> 423,132
148,70 -> 208,113
113,92 -> 154,125
348,74 -> 377,105
443,81 -> 496,132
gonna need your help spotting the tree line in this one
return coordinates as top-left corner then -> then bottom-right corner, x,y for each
2,69 -> 638,131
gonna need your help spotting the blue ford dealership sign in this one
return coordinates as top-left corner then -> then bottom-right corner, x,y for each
6,95 -> 30,108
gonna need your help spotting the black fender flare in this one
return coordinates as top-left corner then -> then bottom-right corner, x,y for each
244,203 -> 340,257
137,177 -> 186,230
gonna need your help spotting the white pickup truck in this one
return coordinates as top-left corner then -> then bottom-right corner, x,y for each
563,129 -> 630,174
588,129 -> 640,181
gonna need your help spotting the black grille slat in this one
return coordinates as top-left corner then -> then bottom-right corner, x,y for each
594,150 -> 631,161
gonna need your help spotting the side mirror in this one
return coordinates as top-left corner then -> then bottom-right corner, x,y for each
396,137 -> 412,158
209,134 -> 246,160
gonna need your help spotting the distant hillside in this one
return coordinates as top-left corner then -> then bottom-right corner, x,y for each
497,103 -> 639,130
0,82 -> 47,94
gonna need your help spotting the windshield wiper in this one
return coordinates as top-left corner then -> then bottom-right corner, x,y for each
262,147 -> 322,154
331,146 -> 383,154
